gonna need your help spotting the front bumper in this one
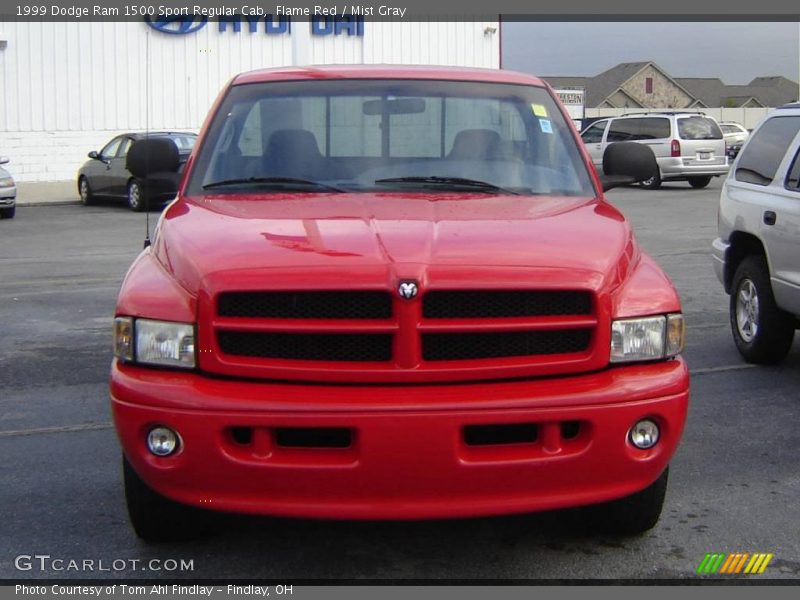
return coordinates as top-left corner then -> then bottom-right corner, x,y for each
111,358 -> 689,520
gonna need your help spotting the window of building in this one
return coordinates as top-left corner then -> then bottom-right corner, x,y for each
645,77 -> 653,94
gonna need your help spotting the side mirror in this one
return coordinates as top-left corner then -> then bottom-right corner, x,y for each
88,151 -> 99,160
126,138 -> 180,179
600,142 -> 658,192
0,156 -> 9,165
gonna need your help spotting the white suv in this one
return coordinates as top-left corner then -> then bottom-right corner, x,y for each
712,104 -> 800,363
581,112 -> 729,189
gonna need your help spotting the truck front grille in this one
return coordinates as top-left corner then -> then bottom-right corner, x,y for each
423,290 -> 592,319
422,329 -> 592,361
218,331 -> 393,362
206,287 -> 601,382
219,291 -> 392,320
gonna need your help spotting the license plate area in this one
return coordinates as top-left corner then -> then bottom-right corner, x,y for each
698,151 -> 712,160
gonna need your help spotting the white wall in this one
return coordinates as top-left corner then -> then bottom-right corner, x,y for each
0,19 -> 500,181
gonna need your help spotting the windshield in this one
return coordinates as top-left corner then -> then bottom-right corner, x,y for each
186,79 -> 594,197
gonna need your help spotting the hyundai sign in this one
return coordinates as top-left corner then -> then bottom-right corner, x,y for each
144,15 -> 364,36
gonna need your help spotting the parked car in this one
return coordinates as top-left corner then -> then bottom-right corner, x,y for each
0,157 -> 16,219
77,132 -> 196,211
719,121 -> 749,160
581,112 -> 728,189
712,104 -> 800,364
113,65 -> 688,542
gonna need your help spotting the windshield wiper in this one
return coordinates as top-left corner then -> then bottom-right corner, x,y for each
374,176 -> 521,195
203,176 -> 346,193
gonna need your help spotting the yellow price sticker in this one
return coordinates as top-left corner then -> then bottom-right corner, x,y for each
531,104 -> 548,117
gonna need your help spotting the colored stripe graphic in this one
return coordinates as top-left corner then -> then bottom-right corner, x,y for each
697,552 -> 773,575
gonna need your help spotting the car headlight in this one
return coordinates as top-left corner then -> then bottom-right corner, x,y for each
610,313 -> 684,363
0,177 -> 14,188
113,317 -> 195,369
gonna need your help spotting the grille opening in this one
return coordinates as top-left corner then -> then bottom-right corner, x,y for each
423,329 -> 592,361
560,421 -> 581,440
230,427 -> 253,445
424,290 -> 592,319
275,427 -> 352,449
218,331 -> 393,362
218,291 -> 392,320
463,423 -> 539,446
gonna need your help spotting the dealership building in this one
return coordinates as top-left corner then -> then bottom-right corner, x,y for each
0,18 -> 501,182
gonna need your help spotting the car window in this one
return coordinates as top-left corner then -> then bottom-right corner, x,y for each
100,138 -> 122,160
607,118 -> 669,142
720,124 -> 737,134
677,117 -> 722,140
581,121 -> 607,144
166,135 -> 197,151
117,138 -> 133,158
783,146 -> 800,191
736,116 -> 800,186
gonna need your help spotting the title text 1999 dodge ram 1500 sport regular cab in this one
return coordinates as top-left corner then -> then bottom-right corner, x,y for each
112,66 -> 689,542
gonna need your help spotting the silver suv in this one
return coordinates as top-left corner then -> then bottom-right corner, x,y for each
712,104 -> 800,363
581,112 -> 728,189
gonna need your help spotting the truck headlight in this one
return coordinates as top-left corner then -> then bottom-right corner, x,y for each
113,317 -> 195,369
610,313 -> 684,363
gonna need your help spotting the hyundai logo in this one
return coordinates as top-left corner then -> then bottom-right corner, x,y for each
144,16 -> 208,35
398,281 -> 419,300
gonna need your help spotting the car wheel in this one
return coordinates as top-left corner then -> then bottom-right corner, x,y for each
78,177 -> 94,206
127,180 -> 145,212
688,176 -> 712,189
584,467 -> 669,535
730,255 -> 795,364
639,172 -> 662,190
123,455 -> 206,543
0,206 -> 15,219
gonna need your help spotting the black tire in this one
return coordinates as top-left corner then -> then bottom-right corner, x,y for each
729,255 -> 795,364
585,467 -> 669,535
688,176 -> 712,189
127,180 -> 145,212
639,172 -> 662,190
0,206 -> 14,219
78,177 -> 94,206
123,455 -> 206,542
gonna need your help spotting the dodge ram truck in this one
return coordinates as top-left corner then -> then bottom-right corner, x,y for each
112,65 -> 689,542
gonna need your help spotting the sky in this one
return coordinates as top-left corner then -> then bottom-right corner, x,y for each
502,22 -> 800,85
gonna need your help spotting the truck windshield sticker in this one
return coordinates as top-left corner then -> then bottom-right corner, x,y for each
539,119 -> 553,134
531,103 -> 548,117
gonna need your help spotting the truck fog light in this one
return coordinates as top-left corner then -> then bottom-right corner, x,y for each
629,419 -> 659,449
147,426 -> 179,456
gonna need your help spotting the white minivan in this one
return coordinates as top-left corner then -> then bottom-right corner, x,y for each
581,112 -> 729,189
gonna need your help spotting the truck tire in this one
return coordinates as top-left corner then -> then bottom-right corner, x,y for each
123,455 -> 206,542
0,206 -> 14,219
586,467 -> 669,535
688,176 -> 712,189
730,255 -> 795,364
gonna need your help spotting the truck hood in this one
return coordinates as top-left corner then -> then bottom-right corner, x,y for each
152,192 -> 637,295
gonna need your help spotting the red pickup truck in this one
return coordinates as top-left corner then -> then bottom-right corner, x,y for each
112,65 -> 689,542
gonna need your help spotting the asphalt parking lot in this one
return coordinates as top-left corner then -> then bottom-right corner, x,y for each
1,179 -> 799,581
